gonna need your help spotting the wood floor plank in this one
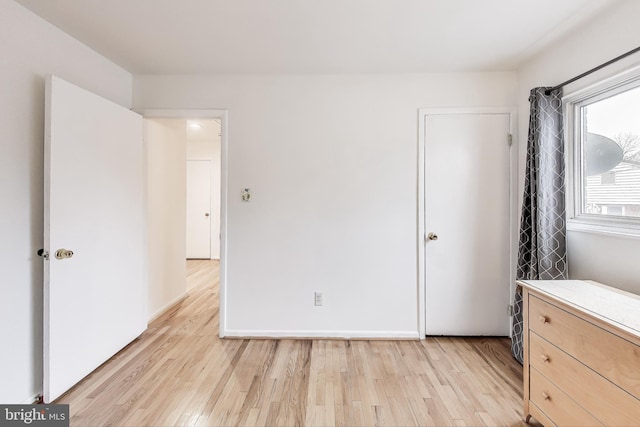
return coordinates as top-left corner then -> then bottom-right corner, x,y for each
55,259 -> 539,427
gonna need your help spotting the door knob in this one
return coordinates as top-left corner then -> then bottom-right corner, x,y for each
55,249 -> 74,260
427,232 -> 439,241
205,213 -> 210,217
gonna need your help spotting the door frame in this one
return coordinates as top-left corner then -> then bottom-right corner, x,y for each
417,107 -> 518,338
141,109 -> 228,338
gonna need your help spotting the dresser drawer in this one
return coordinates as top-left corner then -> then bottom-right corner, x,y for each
530,332 -> 640,425
529,295 -> 640,399
530,368 -> 602,426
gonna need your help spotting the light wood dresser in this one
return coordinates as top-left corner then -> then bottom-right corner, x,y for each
518,279 -> 640,426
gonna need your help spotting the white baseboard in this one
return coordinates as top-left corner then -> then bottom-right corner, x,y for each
148,293 -> 186,323
220,329 -> 420,340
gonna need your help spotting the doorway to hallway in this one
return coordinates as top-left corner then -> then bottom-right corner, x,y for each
144,109 -> 228,337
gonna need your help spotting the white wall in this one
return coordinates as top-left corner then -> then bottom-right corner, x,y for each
517,0 -> 640,295
146,119 -> 187,319
0,0 -> 132,403
187,130 -> 222,260
134,72 -> 517,337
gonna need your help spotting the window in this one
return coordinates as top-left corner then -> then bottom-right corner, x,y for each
565,69 -> 640,236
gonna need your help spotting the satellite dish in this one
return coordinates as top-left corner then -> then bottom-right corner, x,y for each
585,133 -> 623,176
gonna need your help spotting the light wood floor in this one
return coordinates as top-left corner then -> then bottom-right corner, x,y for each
57,260 -> 535,427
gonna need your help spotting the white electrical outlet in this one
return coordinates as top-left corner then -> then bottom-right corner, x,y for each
314,291 -> 323,306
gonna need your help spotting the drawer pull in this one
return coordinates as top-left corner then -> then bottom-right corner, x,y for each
540,354 -> 550,363
539,315 -> 550,324
542,391 -> 550,401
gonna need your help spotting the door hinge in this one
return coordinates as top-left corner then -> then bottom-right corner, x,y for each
507,133 -> 513,147
508,304 -> 514,316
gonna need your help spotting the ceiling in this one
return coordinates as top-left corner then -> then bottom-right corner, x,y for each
186,119 -> 221,142
15,0 -> 618,74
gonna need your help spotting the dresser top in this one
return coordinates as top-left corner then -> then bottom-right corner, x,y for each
518,279 -> 640,338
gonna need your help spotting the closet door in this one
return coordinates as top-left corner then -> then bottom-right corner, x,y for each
186,160 -> 212,259
424,112 -> 511,336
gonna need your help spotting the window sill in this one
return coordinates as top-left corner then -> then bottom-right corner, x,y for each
567,219 -> 640,240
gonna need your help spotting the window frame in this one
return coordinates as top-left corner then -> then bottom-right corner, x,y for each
564,66 -> 640,238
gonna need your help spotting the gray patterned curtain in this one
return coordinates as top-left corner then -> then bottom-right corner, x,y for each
511,87 -> 568,364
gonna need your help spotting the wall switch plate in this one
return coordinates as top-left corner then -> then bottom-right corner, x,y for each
314,291 -> 323,306
241,188 -> 251,202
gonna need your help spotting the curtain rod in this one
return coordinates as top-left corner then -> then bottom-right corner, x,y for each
545,46 -> 640,95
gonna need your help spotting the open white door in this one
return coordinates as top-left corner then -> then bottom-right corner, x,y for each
43,76 -> 146,402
